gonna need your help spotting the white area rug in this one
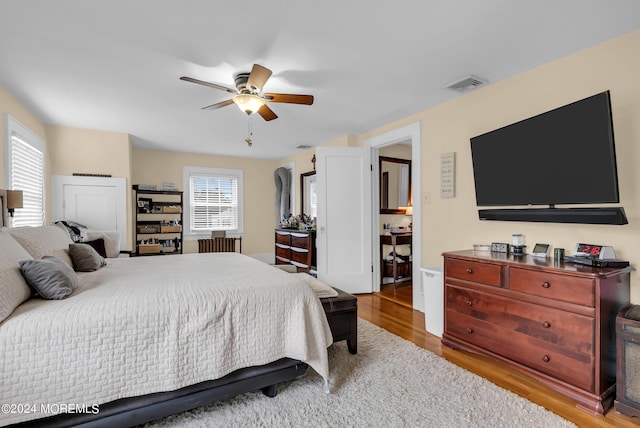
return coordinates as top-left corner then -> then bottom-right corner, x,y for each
143,319 -> 576,428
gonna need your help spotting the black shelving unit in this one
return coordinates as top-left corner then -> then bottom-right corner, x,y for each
133,185 -> 183,256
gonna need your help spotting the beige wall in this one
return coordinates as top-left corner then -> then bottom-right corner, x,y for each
3,29 -> 640,303
46,125 -> 133,244
363,30 -> 640,303
46,126 -> 131,178
379,143 -> 412,160
131,148 -> 277,255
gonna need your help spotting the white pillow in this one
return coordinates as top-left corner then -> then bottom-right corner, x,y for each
84,230 -> 121,258
0,229 -> 33,322
9,225 -> 74,268
291,273 -> 339,298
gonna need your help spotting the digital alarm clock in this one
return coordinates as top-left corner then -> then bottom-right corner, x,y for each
491,242 -> 510,253
573,243 -> 616,259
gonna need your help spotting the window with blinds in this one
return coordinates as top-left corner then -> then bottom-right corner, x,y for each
6,116 -> 45,227
185,167 -> 243,234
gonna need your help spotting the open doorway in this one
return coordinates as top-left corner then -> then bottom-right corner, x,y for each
365,122 -> 423,311
378,145 -> 413,306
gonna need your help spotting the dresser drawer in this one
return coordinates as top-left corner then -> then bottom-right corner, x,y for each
510,268 -> 595,307
275,244 -> 290,261
275,231 -> 291,245
290,247 -> 310,267
446,258 -> 501,287
290,233 -> 311,249
446,309 -> 594,391
446,285 -> 594,355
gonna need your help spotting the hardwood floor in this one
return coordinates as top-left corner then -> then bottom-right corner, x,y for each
378,281 -> 413,308
358,292 -> 640,428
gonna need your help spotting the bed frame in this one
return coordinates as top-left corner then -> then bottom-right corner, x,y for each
10,358 -> 307,428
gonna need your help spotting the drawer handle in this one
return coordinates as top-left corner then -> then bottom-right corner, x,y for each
466,328 -> 473,334
542,321 -> 551,328
541,281 -> 551,289
542,355 -> 551,363
466,299 -> 473,307
466,268 -> 473,274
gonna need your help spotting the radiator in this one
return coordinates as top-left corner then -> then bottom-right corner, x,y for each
616,304 -> 640,418
198,238 -> 241,253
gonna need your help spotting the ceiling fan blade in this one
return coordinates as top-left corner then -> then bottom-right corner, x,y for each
257,104 -> 278,121
201,99 -> 235,110
247,64 -> 272,93
263,93 -> 314,105
180,76 -> 237,94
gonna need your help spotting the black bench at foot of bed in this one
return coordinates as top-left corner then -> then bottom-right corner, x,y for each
10,358 -> 307,428
321,287 -> 358,354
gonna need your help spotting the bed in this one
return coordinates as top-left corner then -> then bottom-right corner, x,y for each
0,226 -> 333,427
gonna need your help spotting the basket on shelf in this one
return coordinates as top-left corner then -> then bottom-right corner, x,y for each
138,243 -> 161,254
137,225 -> 160,234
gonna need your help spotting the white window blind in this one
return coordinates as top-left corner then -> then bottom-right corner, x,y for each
6,117 -> 45,227
189,173 -> 239,232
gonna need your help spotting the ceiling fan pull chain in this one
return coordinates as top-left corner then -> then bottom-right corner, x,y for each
245,116 -> 253,147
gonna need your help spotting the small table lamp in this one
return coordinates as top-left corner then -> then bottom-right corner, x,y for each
401,205 -> 413,231
7,190 -> 23,217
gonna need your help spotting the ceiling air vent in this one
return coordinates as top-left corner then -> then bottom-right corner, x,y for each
296,145 -> 312,150
446,75 -> 488,92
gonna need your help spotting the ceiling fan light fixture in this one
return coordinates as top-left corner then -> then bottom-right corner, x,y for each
233,93 -> 265,115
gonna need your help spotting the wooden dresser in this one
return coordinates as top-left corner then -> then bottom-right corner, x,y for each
442,250 -> 631,415
275,229 -> 316,273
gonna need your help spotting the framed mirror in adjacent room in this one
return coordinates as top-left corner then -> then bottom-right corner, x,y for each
380,156 -> 411,214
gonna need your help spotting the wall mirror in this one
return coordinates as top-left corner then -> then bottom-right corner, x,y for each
380,156 -> 411,214
300,171 -> 317,218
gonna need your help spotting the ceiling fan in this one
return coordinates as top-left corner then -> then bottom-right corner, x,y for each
180,64 -> 314,121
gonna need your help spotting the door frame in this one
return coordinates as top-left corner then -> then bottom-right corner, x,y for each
364,122 -> 422,308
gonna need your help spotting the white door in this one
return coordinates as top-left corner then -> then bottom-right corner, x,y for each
316,147 -> 372,294
51,176 -> 127,251
62,185 -> 118,230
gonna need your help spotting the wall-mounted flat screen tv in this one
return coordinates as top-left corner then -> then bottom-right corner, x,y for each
470,91 -> 619,207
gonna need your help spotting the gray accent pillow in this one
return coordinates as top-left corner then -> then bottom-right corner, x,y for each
69,243 -> 106,272
19,256 -> 78,300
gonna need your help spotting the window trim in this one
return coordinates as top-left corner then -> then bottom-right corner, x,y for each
182,165 -> 244,240
4,114 -> 46,227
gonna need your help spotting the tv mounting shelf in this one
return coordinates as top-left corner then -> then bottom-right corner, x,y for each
478,207 -> 628,225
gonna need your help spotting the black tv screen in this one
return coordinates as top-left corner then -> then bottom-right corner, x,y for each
470,91 -> 619,207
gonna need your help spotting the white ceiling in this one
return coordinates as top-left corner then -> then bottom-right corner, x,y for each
1,1 -> 639,160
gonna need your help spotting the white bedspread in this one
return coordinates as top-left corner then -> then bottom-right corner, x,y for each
0,253 -> 332,425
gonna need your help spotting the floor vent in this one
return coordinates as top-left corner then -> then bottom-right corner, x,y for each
446,75 -> 488,92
